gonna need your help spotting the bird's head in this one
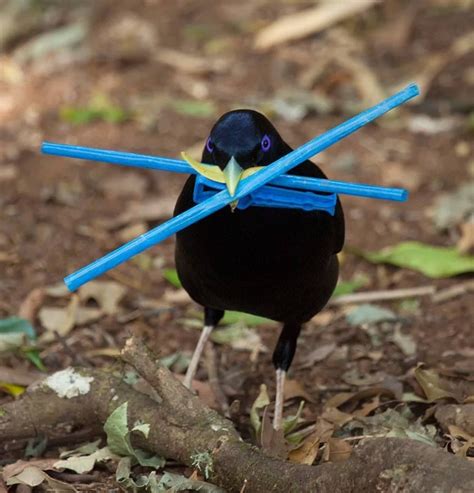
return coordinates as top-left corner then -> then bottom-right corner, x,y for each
182,110 -> 287,199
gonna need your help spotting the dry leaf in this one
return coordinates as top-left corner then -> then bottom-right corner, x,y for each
448,425 -> 474,457
6,466 -> 76,491
288,430 -> 321,465
414,366 -> 457,402
391,326 -> 417,357
288,418 -> 334,465
254,0 -> 378,50
321,407 -> 354,427
458,221 -> 474,254
79,280 -> 127,315
327,437 -> 352,462
118,222 -> 147,242
176,375 -> 218,408
18,288 -> 45,322
353,395 -> 381,418
38,294 -> 79,336
298,343 -> 336,369
284,378 -> 314,403
260,407 -> 288,459
163,288 -> 191,304
2,459 -> 58,481
0,366 -> 42,386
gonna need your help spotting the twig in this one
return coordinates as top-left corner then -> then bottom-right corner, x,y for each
432,280 -> 474,303
330,285 -> 436,305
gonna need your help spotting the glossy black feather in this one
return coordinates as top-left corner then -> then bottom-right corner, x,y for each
174,110 -> 345,370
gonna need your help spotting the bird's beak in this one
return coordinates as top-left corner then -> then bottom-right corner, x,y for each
222,156 -> 244,197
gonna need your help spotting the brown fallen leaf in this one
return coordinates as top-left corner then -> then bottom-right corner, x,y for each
38,294 -> 79,338
18,287 -> 45,322
163,288 -> 190,305
0,366 -> 42,386
254,0 -> 378,50
118,222 -> 147,242
447,425 -> 474,458
297,342 -> 336,369
5,466 -> 76,491
458,221 -> 474,254
353,395 -> 382,418
321,406 -> 354,428
288,418 -> 334,465
175,375 -> 218,409
284,378 -> 314,403
2,459 -> 58,481
78,280 -> 127,316
342,369 -> 386,387
325,387 -> 395,413
260,407 -> 288,459
327,437 -> 352,463
414,365 -> 457,402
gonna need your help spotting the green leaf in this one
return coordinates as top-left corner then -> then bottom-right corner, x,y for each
250,384 -> 270,435
0,317 -> 36,338
0,317 -> 36,352
103,402 -> 165,468
0,382 -> 25,397
162,268 -> 182,288
22,349 -> 46,371
60,94 -> 129,125
160,352 -> 190,373
282,400 -> 305,436
104,402 -> 132,457
359,241 -> 474,278
220,311 -> 274,326
169,99 -> 217,118
332,274 -> 369,298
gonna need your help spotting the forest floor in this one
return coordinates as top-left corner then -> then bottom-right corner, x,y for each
0,0 -> 473,491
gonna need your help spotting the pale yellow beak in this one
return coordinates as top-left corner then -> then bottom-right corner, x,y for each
181,151 -> 264,204
222,156 -> 244,197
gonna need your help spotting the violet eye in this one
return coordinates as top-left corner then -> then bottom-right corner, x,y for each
206,137 -> 214,153
261,134 -> 271,152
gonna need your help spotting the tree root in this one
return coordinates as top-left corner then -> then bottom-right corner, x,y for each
2,337 -> 474,492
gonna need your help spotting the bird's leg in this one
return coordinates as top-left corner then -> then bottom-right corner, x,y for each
272,323 -> 302,430
184,307 -> 224,389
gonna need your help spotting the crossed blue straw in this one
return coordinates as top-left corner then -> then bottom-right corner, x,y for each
42,83 -> 419,291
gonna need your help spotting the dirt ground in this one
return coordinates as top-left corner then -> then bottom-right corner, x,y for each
0,0 -> 473,491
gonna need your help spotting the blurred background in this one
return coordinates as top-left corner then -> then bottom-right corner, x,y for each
0,0 -> 473,454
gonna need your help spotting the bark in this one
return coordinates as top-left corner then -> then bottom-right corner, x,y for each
1,337 -> 474,493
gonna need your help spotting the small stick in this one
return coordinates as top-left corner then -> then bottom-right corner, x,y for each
330,285 -> 436,305
432,280 -> 474,303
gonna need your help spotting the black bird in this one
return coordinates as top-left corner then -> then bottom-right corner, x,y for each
174,110 -> 345,429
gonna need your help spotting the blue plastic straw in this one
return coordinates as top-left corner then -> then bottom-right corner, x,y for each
63,83 -> 419,291
41,144 -> 407,202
